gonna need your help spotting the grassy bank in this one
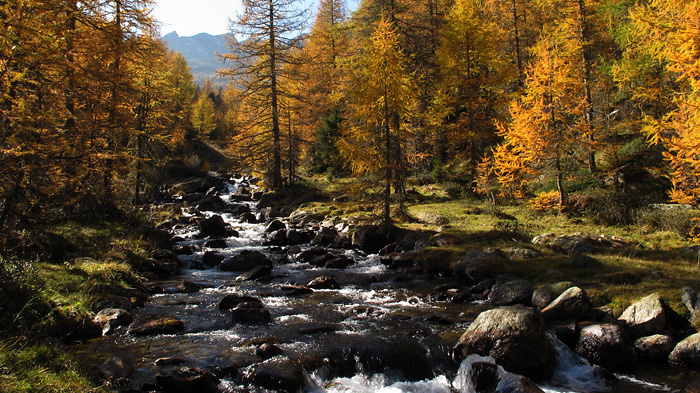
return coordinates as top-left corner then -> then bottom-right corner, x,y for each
0,205 -> 163,392
298,177 -> 700,321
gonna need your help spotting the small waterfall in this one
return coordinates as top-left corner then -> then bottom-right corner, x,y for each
544,333 -> 610,393
453,354 -> 504,393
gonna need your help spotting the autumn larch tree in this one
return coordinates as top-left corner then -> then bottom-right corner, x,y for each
627,0 -> 700,206
220,0 -> 307,190
340,18 -> 416,228
493,34 -> 585,206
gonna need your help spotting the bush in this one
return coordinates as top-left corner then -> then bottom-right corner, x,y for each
637,205 -> 700,238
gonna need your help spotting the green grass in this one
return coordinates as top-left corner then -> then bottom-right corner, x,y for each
0,341 -> 107,393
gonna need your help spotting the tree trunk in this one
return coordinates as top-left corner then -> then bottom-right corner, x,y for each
0,171 -> 23,238
383,84 -> 392,230
577,0 -> 596,173
269,0 -> 282,190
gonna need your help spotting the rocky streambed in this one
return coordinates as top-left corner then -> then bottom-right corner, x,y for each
70,175 -> 700,393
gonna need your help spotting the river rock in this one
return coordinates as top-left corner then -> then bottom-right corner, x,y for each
219,294 -> 263,311
172,177 -> 218,194
231,304 -> 272,324
237,265 -> 272,281
352,225 -> 389,253
286,229 -> 313,245
311,227 -> 339,246
496,373 -> 546,393
682,288 -> 700,324
669,333 -> 700,368
541,286 -> 591,322
129,316 -> 184,336
531,282 -> 575,309
297,248 -> 329,262
488,279 -> 533,306
176,280 -> 201,293
220,250 -> 273,272
242,357 -> 305,393
325,256 -> 355,269
204,239 -> 228,249
265,219 -> 286,233
265,229 -> 287,246
618,293 -> 667,338
453,250 -> 504,283
184,194 -> 225,212
201,251 -> 225,268
575,323 -> 636,371
635,334 -> 675,362
172,244 -> 194,255
94,308 -> 133,335
199,215 -> 227,237
380,251 -> 417,269
239,212 -> 258,223
156,366 -> 220,393
309,253 -> 336,267
308,276 -> 340,290
256,343 -> 284,359
454,305 -> 556,381
228,203 -> 251,215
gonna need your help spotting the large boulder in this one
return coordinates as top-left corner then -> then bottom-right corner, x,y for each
352,225 -> 390,253
241,358 -> 306,393
682,288 -> 700,324
575,323 -> 636,371
237,265 -> 272,281
308,276 -> 340,290
496,373 -> 546,393
129,316 -> 184,336
454,305 -> 556,381
265,219 -> 286,233
220,250 -> 273,272
219,294 -> 263,311
541,286 -> 591,322
618,293 -> 667,338
199,215 -> 227,237
183,194 -> 225,212
156,366 -> 220,393
231,303 -> 273,324
532,282 -> 575,309
635,334 -> 675,363
488,279 -> 533,306
669,333 -> 700,368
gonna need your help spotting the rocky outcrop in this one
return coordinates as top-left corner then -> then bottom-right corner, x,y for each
575,323 -> 636,371
534,233 -> 632,255
220,250 -> 273,272
541,286 -> 591,322
618,293 -> 667,338
454,305 -> 556,381
669,333 -> 700,368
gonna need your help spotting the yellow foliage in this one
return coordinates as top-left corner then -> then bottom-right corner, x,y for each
529,190 -> 564,212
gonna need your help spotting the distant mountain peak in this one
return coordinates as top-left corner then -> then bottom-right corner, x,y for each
162,31 -> 230,87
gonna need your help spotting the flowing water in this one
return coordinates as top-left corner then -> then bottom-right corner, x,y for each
70,178 -> 698,393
